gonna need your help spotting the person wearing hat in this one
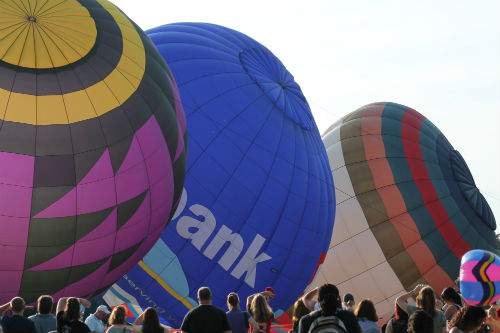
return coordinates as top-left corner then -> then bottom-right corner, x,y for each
85,305 -> 110,333
343,293 -> 355,312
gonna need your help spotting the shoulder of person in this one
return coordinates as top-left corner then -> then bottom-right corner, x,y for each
300,310 -> 321,324
309,310 -> 322,318
406,304 -> 418,314
436,309 -> 446,319
449,327 -> 462,333
336,309 -> 357,321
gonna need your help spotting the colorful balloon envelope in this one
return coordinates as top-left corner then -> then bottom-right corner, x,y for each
314,102 -> 498,316
109,22 -> 335,326
460,249 -> 500,306
0,0 -> 186,303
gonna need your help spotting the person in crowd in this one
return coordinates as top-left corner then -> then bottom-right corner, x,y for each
485,306 -> 500,333
301,287 -> 319,312
85,305 -> 110,333
28,295 -> 56,333
396,284 -> 446,333
384,302 -> 408,333
249,295 -> 275,333
298,283 -> 361,333
247,288 -> 276,311
441,287 -> 462,322
343,294 -> 356,313
226,292 -> 261,333
0,297 -> 36,333
134,307 -> 168,333
290,299 -> 311,333
354,299 -> 380,333
106,306 -> 133,333
448,306 -> 486,333
55,297 -> 91,333
407,310 -> 434,333
180,287 -> 231,333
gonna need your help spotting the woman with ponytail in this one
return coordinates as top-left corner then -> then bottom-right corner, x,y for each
227,292 -> 261,333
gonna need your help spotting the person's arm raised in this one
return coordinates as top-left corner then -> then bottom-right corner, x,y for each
78,298 -> 91,308
301,287 -> 318,311
56,297 -> 68,314
396,284 -> 424,313
0,302 -> 10,315
133,310 -> 146,325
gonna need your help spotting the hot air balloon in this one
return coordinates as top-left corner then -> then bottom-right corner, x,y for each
109,22 -> 335,327
312,102 -> 498,316
459,249 -> 500,306
0,0 -> 186,304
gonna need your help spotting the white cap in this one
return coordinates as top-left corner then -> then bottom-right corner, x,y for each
96,305 -> 110,314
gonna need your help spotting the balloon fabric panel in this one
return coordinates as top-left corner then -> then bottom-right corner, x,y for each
0,0 -> 187,303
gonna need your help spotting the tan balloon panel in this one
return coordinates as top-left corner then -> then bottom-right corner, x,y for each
308,119 -> 406,316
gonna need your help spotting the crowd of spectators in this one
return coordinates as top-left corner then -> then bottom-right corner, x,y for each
0,283 -> 499,333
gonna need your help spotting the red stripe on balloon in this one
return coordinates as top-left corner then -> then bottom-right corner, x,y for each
361,104 -> 453,291
401,109 -> 471,258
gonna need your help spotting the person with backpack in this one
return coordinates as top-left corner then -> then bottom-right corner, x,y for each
298,284 -> 361,333
384,302 -> 407,333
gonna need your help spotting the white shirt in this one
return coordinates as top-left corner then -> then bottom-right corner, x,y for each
85,314 -> 105,332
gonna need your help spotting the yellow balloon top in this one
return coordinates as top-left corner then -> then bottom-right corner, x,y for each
0,0 -> 146,125
0,0 -> 97,69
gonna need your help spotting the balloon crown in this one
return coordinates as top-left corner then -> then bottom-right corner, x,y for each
239,47 -> 313,130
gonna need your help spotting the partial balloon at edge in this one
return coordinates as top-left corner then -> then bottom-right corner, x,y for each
459,249 -> 500,306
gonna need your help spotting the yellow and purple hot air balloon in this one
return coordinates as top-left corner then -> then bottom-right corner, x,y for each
312,102 -> 498,316
0,0 -> 186,303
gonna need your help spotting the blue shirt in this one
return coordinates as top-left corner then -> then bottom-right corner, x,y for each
226,309 -> 249,333
28,314 -> 56,333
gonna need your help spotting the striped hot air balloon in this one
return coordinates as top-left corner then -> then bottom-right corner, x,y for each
313,102 -> 498,316
0,0 -> 186,303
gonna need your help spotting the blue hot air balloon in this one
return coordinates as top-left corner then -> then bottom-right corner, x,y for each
108,22 -> 335,327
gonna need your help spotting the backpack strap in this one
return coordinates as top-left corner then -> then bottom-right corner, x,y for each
308,315 -> 347,333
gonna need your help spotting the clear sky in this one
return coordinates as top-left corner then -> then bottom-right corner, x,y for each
112,0 -> 500,233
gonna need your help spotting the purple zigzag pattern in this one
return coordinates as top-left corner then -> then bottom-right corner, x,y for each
28,115 -> 175,282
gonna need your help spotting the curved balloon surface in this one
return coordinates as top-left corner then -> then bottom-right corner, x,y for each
0,0 -> 186,303
313,102 -> 498,316
460,249 -> 500,306
110,22 -> 335,327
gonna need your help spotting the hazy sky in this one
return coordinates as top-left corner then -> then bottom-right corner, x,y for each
112,0 -> 500,233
